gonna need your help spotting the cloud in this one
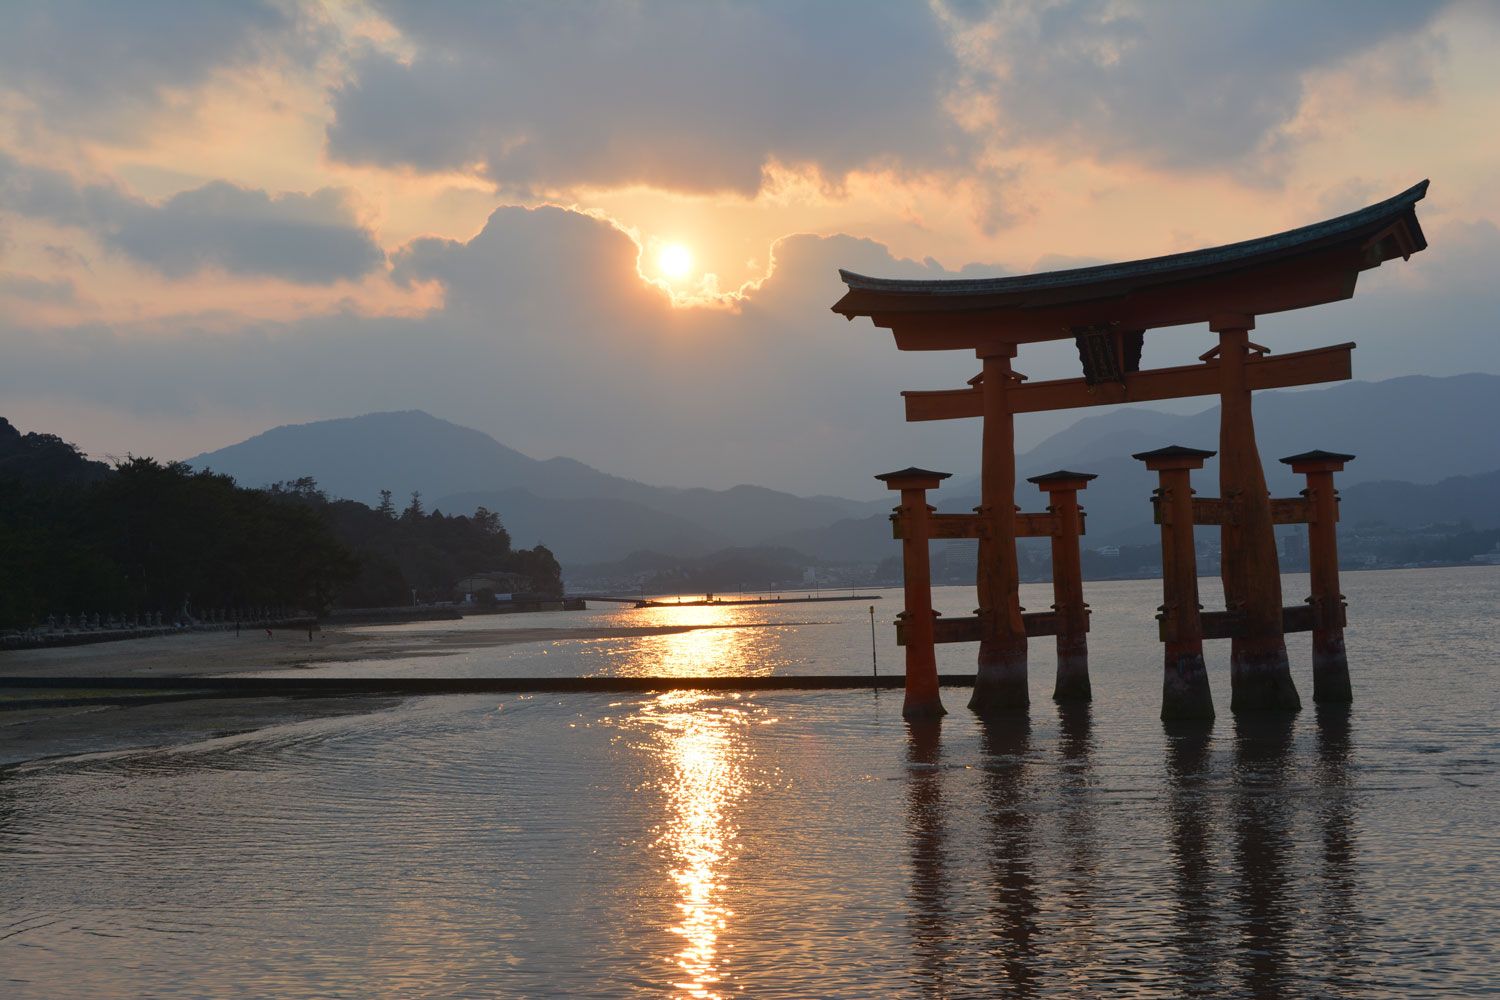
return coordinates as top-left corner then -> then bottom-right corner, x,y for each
944,0 -> 1452,173
0,154 -> 384,284
110,183 -> 386,283
321,1 -> 1463,200
0,202 -> 985,492
327,0 -> 963,195
0,272 -> 76,304
0,0 -> 314,139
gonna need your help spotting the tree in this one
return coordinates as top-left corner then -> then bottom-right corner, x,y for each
473,505 -> 508,540
403,491 -> 424,520
376,489 -> 395,518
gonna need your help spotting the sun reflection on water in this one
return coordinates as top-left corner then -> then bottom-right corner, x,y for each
614,602 -> 783,678
628,682 -> 758,995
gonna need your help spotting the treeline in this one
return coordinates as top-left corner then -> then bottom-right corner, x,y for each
0,419 -> 561,629
267,479 -> 562,608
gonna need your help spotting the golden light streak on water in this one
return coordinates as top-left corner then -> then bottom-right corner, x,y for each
625,602 -> 762,997
632,692 -> 753,999
615,601 -> 779,678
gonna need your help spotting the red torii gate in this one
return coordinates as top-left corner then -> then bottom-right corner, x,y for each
836,181 -> 1429,720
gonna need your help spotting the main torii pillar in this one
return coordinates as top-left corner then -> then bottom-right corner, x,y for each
833,181 -> 1429,716
1213,314 -> 1299,711
975,347 -> 1030,712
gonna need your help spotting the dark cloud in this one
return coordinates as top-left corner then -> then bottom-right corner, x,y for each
0,0 -> 314,138
110,183 -> 386,283
323,1 -> 1460,195
0,155 -> 384,284
327,0 -> 963,194
951,0 -> 1452,171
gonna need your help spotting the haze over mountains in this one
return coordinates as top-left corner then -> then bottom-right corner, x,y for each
187,410 -> 886,564
187,373 -> 1500,567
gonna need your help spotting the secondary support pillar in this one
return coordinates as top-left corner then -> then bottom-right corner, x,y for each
877,467 -> 950,720
1211,315 -> 1300,713
1136,446 -> 1216,720
972,347 -> 1029,715
1281,450 -> 1356,704
1027,470 -> 1096,702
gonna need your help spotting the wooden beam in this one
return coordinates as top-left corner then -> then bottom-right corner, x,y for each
892,511 -> 1059,539
897,610 -> 1081,646
1246,342 -> 1354,392
1016,512 -> 1058,537
1281,603 -> 1315,634
1186,605 -> 1318,642
903,343 -> 1354,421
1269,498 -> 1315,525
931,513 -> 981,539
903,386 -> 981,422
891,512 -> 978,540
1151,496 -> 1315,526
1011,359 -> 1221,413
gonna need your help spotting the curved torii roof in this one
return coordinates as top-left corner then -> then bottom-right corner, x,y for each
833,181 -> 1428,349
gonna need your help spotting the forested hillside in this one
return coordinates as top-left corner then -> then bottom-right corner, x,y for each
0,422 -> 561,629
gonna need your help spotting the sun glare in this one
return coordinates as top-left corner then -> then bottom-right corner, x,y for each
657,243 -> 694,280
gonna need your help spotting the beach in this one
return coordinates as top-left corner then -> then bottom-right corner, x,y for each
0,620 -> 755,765
0,620 -> 756,681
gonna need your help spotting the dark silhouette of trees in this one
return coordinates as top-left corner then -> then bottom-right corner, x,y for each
282,489 -> 557,606
0,424 -> 564,629
1,455 -> 357,626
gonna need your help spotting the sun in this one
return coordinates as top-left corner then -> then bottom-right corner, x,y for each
657,242 -> 694,280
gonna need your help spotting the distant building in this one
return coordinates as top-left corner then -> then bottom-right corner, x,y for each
455,572 -> 532,603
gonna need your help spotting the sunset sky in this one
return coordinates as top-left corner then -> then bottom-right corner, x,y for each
3,1 -> 1498,498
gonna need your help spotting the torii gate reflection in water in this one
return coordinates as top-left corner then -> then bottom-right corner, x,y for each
835,181 -> 1430,721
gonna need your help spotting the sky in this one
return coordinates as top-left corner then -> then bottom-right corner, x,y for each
3,0 -> 1498,499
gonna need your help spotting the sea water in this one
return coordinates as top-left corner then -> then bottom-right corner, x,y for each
2,567 -> 1496,997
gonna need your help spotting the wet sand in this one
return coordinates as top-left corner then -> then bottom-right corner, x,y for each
0,622 -> 758,681
0,623 -> 764,765
0,693 -> 404,767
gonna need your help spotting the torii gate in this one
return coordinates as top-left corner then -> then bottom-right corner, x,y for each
835,181 -> 1429,720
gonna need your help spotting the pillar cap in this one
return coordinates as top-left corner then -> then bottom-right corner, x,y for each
1279,449 -> 1355,472
1209,312 -> 1255,332
1026,469 -> 1097,490
875,467 -> 951,491
1132,444 -> 1215,471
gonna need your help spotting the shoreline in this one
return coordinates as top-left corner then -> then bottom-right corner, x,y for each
0,621 -> 780,682
0,621 -> 795,767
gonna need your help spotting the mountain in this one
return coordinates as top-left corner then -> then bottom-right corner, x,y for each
187,410 -> 634,505
187,410 -> 873,564
435,488 -> 730,564
1340,470 -> 1500,530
